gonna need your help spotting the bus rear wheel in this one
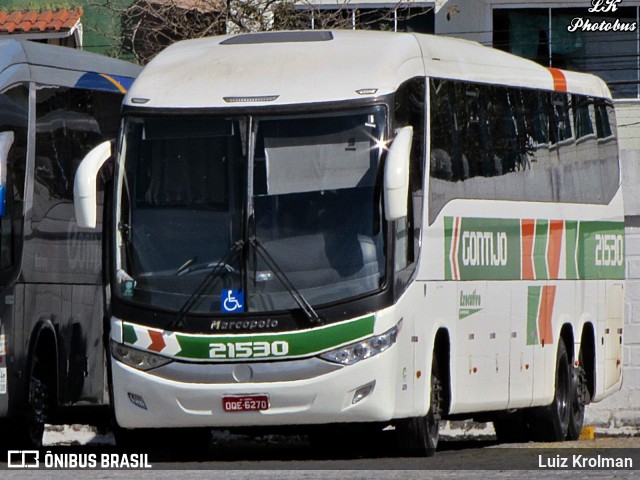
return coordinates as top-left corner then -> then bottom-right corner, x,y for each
531,340 -> 571,442
567,349 -> 589,441
396,356 -> 442,456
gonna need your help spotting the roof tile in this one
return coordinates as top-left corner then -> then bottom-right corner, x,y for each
0,8 -> 82,34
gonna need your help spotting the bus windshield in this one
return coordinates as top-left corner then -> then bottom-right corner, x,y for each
116,106 -> 387,314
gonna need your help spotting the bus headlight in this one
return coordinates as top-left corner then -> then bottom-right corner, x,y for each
110,340 -> 172,371
319,322 -> 400,366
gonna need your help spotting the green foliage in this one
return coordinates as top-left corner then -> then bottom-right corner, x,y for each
0,0 -> 75,11
0,1 -> 133,14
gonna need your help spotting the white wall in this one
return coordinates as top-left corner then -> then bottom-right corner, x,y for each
586,147 -> 640,432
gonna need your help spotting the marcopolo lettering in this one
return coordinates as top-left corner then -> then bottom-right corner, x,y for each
210,319 -> 279,331
461,231 -> 508,267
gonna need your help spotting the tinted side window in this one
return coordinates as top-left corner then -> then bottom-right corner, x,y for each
25,87 -> 123,282
428,78 -> 619,223
34,88 -> 122,221
0,85 -> 28,270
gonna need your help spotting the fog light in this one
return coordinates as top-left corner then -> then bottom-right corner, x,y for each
352,381 -> 375,405
128,392 -> 148,410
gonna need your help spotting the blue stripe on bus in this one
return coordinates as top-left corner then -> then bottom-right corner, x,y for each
74,72 -> 134,93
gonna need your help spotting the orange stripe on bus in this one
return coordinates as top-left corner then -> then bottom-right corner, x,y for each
99,73 -> 128,94
521,219 -> 535,280
547,220 -> 564,280
538,285 -> 556,345
548,68 -> 567,92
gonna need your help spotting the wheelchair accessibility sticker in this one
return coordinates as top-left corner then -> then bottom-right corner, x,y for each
222,289 -> 245,313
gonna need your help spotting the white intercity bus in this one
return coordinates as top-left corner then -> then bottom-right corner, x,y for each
75,30 -> 624,455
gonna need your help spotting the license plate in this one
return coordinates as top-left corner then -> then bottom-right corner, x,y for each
222,394 -> 269,412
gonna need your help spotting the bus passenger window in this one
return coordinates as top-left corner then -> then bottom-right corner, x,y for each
595,101 -> 613,139
429,80 -> 456,180
573,95 -> 594,139
551,94 -> 572,143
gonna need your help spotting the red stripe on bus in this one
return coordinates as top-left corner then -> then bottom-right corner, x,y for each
547,220 -> 564,280
548,68 -> 567,92
521,219 -> 535,280
452,217 -> 461,280
148,330 -> 166,352
538,285 -> 556,345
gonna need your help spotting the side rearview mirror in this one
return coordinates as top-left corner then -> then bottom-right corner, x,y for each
384,126 -> 413,221
74,140 -> 112,229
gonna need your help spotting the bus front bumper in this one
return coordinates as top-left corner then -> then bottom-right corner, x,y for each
111,352 -> 400,429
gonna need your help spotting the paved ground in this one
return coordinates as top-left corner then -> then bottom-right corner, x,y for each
0,424 -> 635,479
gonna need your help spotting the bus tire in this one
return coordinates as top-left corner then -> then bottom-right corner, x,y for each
531,340 -> 571,442
396,355 -> 441,456
567,350 -> 589,441
15,358 -> 49,448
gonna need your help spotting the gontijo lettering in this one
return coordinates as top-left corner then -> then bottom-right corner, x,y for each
461,231 -> 508,267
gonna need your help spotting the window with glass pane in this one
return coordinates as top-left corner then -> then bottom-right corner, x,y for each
0,85 -> 27,270
494,7 -> 639,98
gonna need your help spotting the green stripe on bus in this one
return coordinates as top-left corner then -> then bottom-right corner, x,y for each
443,217 -> 624,281
455,217 -> 521,280
533,220 -> 549,280
578,221 -> 625,280
171,315 -> 376,360
123,323 -> 138,345
527,286 -> 541,345
444,216 -> 454,280
565,221 -> 579,279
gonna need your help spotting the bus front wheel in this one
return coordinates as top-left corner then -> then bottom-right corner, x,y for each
11,357 -> 50,449
396,356 -> 442,456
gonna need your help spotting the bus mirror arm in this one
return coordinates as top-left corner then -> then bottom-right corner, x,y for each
74,140 -> 112,229
384,126 -> 413,221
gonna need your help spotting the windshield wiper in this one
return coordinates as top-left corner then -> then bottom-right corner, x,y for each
250,236 -> 324,326
169,240 -> 244,331
175,258 -> 236,277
